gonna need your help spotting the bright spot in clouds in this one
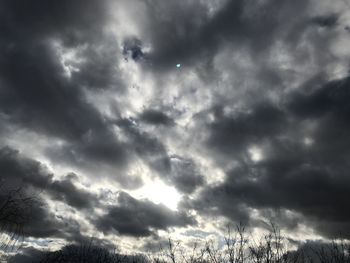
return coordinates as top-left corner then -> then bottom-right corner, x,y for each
248,146 -> 263,162
134,180 -> 182,211
303,137 -> 314,146
176,63 -> 181,68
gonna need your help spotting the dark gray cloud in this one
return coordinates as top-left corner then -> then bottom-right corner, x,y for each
8,247 -> 44,263
166,155 -> 204,194
139,0 -> 311,70
116,118 -> 172,174
285,240 -> 350,263
185,75 -> 350,238
0,146 -> 97,209
0,147 -> 111,245
0,185 -> 65,239
0,0 -> 132,186
22,203 -> 62,238
310,14 -> 339,28
207,104 -> 286,156
289,76 -> 350,120
139,109 -> 174,126
49,176 -> 96,209
0,147 -> 112,243
116,118 -> 204,193
0,40 -> 101,140
96,191 -> 196,237
123,38 -> 145,62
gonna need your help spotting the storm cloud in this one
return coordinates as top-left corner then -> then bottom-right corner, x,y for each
185,75 -> 350,238
95,191 -> 196,237
1,0 -> 350,257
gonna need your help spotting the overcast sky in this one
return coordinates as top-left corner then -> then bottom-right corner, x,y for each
1,0 -> 350,256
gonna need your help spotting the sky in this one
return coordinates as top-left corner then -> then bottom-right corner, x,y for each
1,0 -> 350,257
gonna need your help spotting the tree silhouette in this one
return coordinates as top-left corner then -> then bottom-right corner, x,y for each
0,185 -> 35,251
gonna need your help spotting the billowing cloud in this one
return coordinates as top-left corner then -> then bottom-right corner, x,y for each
0,147 -> 97,209
95,191 -> 196,237
185,76 -> 350,238
1,0 -> 350,257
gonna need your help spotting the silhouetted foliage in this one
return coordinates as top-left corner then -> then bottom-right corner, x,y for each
37,244 -> 147,263
4,223 -> 350,263
0,186 -> 36,251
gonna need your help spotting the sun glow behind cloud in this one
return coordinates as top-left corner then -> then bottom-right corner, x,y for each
133,180 -> 182,211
